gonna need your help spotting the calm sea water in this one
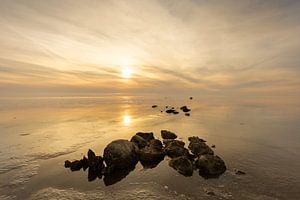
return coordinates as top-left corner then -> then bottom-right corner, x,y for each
0,95 -> 299,199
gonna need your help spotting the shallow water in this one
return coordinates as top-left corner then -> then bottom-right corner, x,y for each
0,95 -> 299,199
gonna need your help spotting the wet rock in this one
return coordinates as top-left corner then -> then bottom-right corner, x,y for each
64,160 -> 71,168
88,149 -> 104,172
81,156 -> 89,171
211,145 -> 216,148
68,160 -> 83,171
188,136 -> 214,156
130,135 -> 148,149
161,130 -> 177,140
190,97 -> 193,100
152,105 -> 158,108
173,111 -> 179,114
196,154 -> 226,178
88,167 -> 102,182
136,132 -> 155,142
180,106 -> 191,112
169,156 -> 193,176
139,139 -> 165,168
103,140 -> 139,173
185,113 -> 190,116
164,140 -> 189,158
234,168 -> 246,175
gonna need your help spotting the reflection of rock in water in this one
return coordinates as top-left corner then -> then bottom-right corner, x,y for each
64,130 -> 228,186
103,165 -> 135,186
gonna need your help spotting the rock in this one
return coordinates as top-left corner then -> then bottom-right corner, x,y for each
103,140 -> 139,173
88,167 -> 102,182
211,145 -> 216,148
130,135 -> 148,149
152,105 -> 158,108
234,168 -> 246,175
139,139 -> 165,168
173,111 -> 179,114
188,136 -> 214,156
81,156 -> 89,171
169,156 -> 193,176
69,160 -> 83,171
166,109 -> 176,114
189,97 -> 193,100
88,149 -> 104,172
185,113 -> 190,116
136,132 -> 155,142
64,160 -> 71,168
161,130 -> 177,139
180,106 -> 191,112
195,154 -> 226,178
164,140 -> 189,158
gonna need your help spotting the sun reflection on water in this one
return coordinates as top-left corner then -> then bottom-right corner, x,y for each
123,114 -> 132,126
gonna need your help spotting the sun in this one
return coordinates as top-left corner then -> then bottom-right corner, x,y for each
122,66 -> 132,78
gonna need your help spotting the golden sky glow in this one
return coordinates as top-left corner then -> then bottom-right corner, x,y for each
0,0 -> 300,97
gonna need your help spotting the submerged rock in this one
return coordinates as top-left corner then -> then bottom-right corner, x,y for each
196,154 -> 226,178
188,136 -> 214,156
169,156 -> 193,176
234,168 -> 246,175
130,135 -> 148,149
103,140 -> 139,173
139,139 -> 165,168
164,140 -> 189,158
136,132 -> 155,142
161,130 -> 177,140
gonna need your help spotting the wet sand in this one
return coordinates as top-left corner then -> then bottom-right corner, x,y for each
0,95 -> 299,199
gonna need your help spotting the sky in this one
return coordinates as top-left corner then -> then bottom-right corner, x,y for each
0,0 -> 300,98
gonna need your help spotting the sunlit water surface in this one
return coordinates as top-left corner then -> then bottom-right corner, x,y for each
0,96 -> 299,199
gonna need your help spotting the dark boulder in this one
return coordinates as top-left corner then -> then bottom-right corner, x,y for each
88,149 -> 104,172
188,136 -> 214,156
130,135 -> 148,149
185,113 -> 190,116
136,132 -> 155,142
161,130 -> 177,139
103,140 -> 139,173
169,156 -> 193,176
139,139 -> 165,168
164,140 -> 189,158
152,105 -> 158,108
195,154 -> 226,178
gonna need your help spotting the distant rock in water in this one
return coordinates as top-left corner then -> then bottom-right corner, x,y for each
190,97 -> 193,100
152,105 -> 158,108
185,113 -> 190,116
103,139 -> 139,173
169,156 -> 193,176
180,106 -> 191,112
161,130 -> 177,139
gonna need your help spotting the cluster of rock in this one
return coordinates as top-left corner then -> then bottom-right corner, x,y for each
152,105 -> 192,116
65,130 -> 226,185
